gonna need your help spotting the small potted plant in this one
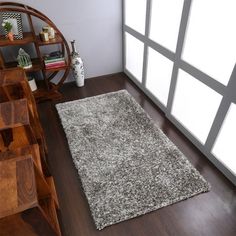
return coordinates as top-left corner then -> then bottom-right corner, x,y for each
2,20 -> 14,41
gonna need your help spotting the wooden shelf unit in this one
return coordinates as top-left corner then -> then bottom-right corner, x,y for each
0,69 -> 61,235
0,2 -> 71,102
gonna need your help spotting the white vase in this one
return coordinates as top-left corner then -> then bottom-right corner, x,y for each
28,78 -> 37,91
71,40 -> 85,87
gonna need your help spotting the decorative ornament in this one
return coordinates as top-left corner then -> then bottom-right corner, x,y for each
39,31 -> 49,42
42,26 -> 55,39
71,40 -> 85,87
17,48 -> 32,69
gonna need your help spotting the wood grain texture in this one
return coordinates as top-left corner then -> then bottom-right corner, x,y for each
0,69 -> 26,87
0,99 -> 39,151
38,197 -> 61,234
16,157 -> 37,206
0,159 -> 18,218
0,127 -> 31,152
0,155 -> 61,236
21,207 -> 58,236
0,144 -> 42,173
0,156 -> 37,219
46,176 -> 59,208
0,69 -> 36,114
0,99 -> 47,154
37,73 -> 236,236
0,99 -> 29,130
0,214 -> 38,236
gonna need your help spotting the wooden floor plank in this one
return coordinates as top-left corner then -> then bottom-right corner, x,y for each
38,73 -> 236,236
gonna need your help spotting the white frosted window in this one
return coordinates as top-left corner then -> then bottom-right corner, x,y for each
146,47 -> 173,106
125,0 -> 147,35
125,33 -> 144,82
182,0 -> 236,85
212,103 -> 236,175
149,0 -> 184,52
171,70 -> 222,143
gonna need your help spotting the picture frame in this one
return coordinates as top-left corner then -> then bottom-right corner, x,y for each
2,12 -> 23,39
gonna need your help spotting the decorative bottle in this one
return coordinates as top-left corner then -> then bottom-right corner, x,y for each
71,40 -> 85,87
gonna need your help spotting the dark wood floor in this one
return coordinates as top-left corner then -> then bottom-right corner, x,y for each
38,73 -> 236,236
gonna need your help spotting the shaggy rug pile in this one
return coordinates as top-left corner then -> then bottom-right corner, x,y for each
56,90 -> 210,230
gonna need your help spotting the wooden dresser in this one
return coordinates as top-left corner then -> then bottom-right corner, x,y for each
0,68 -> 61,236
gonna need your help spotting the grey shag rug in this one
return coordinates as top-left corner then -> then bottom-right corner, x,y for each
56,90 -> 210,230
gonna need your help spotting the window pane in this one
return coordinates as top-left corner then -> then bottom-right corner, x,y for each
125,0 -> 147,35
149,0 -> 184,52
146,47 -> 173,106
212,103 -> 236,175
171,69 -> 222,143
182,0 -> 236,85
125,33 -> 144,82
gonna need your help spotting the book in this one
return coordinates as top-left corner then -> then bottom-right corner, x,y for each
44,57 -> 65,64
45,60 -> 66,69
44,60 -> 65,66
44,51 -> 63,60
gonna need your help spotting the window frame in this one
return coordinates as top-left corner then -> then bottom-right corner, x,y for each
123,0 -> 236,185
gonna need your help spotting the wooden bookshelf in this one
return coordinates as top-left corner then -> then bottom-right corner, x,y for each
0,2 -> 71,102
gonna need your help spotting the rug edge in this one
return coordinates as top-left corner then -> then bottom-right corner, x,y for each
55,89 -> 127,108
55,90 -> 211,231
96,185 -> 210,230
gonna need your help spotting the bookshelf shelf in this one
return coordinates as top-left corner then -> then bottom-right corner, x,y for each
0,32 -> 34,47
5,58 -> 42,72
37,33 -> 63,46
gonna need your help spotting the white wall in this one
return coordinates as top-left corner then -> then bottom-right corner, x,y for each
17,0 -> 123,79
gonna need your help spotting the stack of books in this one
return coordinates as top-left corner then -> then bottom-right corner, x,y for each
44,53 -> 66,69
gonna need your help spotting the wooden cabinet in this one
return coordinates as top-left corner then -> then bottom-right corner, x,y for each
0,69 -> 61,235
0,2 -> 71,102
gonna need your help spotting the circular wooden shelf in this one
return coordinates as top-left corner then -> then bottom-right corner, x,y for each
0,2 -> 71,102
